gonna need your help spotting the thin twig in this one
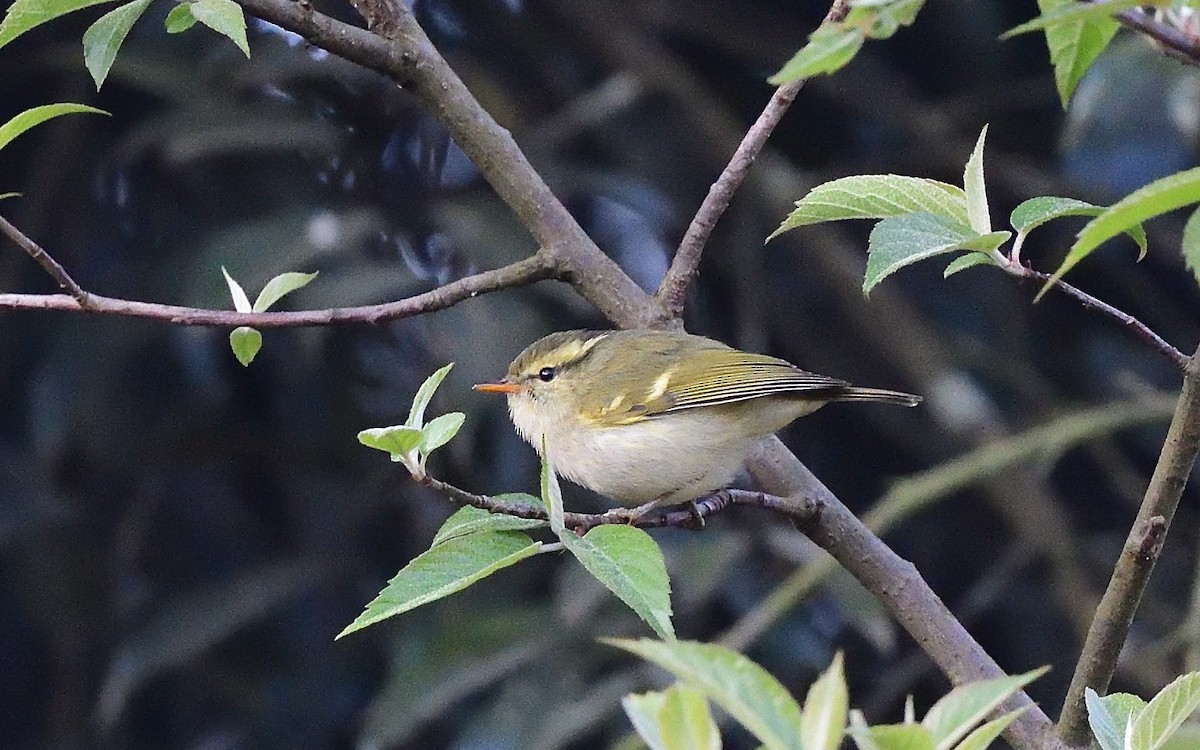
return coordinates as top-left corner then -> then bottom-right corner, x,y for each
418,475 -> 818,534
999,257 -> 1188,369
652,0 -> 852,324
1058,345 -> 1200,746
0,214 -> 90,307
0,254 -> 560,326
1116,7 -> 1200,66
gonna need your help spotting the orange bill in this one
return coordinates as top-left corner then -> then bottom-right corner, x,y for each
473,381 -> 522,394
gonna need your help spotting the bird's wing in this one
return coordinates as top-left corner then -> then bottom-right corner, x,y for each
590,348 -> 849,425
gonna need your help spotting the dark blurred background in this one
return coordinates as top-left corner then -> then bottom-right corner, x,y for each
2,1 -> 1200,748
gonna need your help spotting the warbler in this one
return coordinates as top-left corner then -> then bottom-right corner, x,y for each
474,329 -> 920,507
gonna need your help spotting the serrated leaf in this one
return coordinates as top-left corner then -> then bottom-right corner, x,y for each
542,448 -> 565,535
220,266 -> 252,312
430,506 -> 546,547
228,326 -> 261,366
943,253 -> 996,278
623,684 -> 722,750
406,363 -> 453,428
861,723 -> 936,750
1130,672 -> 1200,750
1023,0 -> 1120,106
336,531 -> 541,638
0,103 -> 109,153
864,211 -> 1007,295
1044,167 -> 1200,295
189,0 -> 248,56
769,27 -> 865,83
951,708 -> 1026,750
1009,196 -> 1146,255
1182,206 -> 1200,290
963,125 -> 991,234
868,0 -> 924,36
252,270 -> 317,312
802,651 -> 848,750
81,0 -> 152,89
357,425 -> 423,461
770,175 -> 968,240
420,412 -> 465,455
164,2 -> 196,32
561,525 -> 673,640
0,0 -> 119,50
1001,0 -> 1146,39
923,667 -> 1047,750
607,639 -> 803,750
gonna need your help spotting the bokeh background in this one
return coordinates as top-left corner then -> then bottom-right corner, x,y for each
3,1 -> 1200,748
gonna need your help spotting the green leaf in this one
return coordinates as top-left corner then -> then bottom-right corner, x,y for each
1130,672 -> 1200,750
1160,724 -> 1200,750
951,708 -> 1026,750
849,710 -> 884,750
1025,0 -> 1120,106
770,175 -> 968,240
252,270 -> 318,312
606,639 -> 803,750
802,651 -> 848,750
0,192 -> 20,200
1045,166 -> 1200,293
1087,688 -> 1141,750
963,125 -> 991,234
943,253 -> 996,278
228,326 -> 261,366
1001,0 -> 1147,39
0,104 -> 109,153
420,412 -> 465,455
189,0 -> 248,56
542,447 -> 566,535
81,0 -> 152,89
220,266 -> 252,313
622,684 -> 722,750
861,724 -> 936,750
357,425 -> 423,461
864,211 -> 1008,294
769,27 -> 865,83
406,363 -> 454,428
1182,206 -> 1200,290
561,525 -> 673,640
163,2 -> 196,32
1009,196 -> 1146,256
923,667 -> 1047,750
430,506 -> 546,547
336,530 -> 541,638
0,0 -> 120,50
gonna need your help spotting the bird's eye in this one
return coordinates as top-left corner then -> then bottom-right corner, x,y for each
538,366 -> 556,382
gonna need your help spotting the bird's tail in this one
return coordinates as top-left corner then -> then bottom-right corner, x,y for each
832,387 -> 922,407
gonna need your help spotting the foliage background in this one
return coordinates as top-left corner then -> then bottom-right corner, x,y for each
2,0 -> 1199,748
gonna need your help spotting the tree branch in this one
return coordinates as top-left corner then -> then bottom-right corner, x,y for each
651,0 -> 851,323
0,252 -> 561,326
0,214 -> 90,307
1057,345 -> 1200,745
999,256 -> 1188,369
1116,7 -> 1200,66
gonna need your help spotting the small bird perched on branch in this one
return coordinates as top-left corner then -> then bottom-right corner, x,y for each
475,329 -> 921,511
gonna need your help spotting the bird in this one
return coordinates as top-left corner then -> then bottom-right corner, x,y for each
474,329 -> 920,509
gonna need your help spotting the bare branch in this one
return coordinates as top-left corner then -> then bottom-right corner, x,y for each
1116,7 -> 1200,66
0,254 -> 560,326
1058,345 -> 1200,745
417,475 -> 818,534
1000,257 -> 1188,369
652,0 -> 852,324
0,214 -> 91,307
